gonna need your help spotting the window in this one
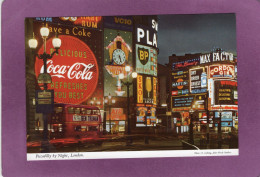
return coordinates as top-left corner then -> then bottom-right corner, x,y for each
89,116 -> 98,121
81,126 -> 87,132
81,108 -> 86,114
87,110 -> 92,114
92,110 -> 97,115
68,107 -> 74,114
75,108 -> 81,114
88,126 -> 98,131
55,107 -> 63,113
75,125 -> 81,132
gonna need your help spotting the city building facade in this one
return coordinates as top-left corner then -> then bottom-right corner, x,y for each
25,16 -> 159,141
169,49 -> 238,134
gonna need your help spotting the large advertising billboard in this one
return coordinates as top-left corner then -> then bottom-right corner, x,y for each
104,16 -> 133,31
135,17 -> 158,48
215,111 -> 233,121
34,21 -> 103,105
137,75 -> 156,104
104,28 -> 133,97
35,16 -> 103,29
172,58 -> 200,70
171,69 -> 189,96
109,108 -> 126,120
136,106 -> 156,127
135,44 -> 157,76
136,107 -> 148,123
214,80 -> 238,105
172,96 -> 194,108
209,64 -> 235,78
189,67 -> 207,94
200,51 -> 234,64
215,111 -> 233,127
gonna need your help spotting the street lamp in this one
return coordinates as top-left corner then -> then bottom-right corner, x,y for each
104,93 -> 116,134
28,24 -> 61,152
189,108 -> 194,144
162,103 -> 169,133
218,105 -> 223,149
206,90 -> 210,144
29,25 -> 61,88
119,65 -> 137,145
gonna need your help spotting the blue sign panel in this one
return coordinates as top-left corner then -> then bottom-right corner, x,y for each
215,111 -> 233,121
191,88 -> 207,94
104,16 -> 133,31
35,17 -> 53,22
172,96 -> 194,107
215,122 -> 233,127
172,58 -> 200,70
136,116 -> 145,123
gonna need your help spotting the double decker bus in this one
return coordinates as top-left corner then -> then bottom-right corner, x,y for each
49,103 -> 103,146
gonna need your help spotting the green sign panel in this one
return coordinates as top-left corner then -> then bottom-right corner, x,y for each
136,44 -> 157,76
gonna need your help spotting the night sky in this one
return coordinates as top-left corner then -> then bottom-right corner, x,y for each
157,13 -> 237,64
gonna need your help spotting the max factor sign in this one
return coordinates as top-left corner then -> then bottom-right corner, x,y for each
200,52 -> 234,64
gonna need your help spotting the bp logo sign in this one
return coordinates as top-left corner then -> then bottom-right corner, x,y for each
137,46 -> 149,65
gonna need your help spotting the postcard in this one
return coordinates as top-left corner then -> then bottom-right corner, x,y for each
24,14 -> 238,161
2,0 -> 260,176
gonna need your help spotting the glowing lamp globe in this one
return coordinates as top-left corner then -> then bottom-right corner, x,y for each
119,73 -> 124,80
40,27 -> 50,37
52,37 -> 62,48
125,65 -> 131,72
28,38 -> 38,49
132,72 -> 138,78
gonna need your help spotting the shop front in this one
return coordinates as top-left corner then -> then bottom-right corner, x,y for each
106,108 -> 126,134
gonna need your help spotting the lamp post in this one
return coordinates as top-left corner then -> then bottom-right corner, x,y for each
119,65 -> 137,145
189,108 -> 194,144
104,94 -> 116,134
218,105 -> 223,149
206,90 -> 210,144
162,103 -> 169,133
28,24 -> 61,152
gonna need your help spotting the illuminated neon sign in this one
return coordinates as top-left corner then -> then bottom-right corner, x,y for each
153,77 -> 157,105
172,59 -> 200,70
189,67 -> 207,94
137,75 -> 143,103
35,35 -> 99,104
209,65 -> 234,78
172,96 -> 194,108
214,80 -> 238,105
200,52 -> 234,64
136,19 -> 158,48
136,44 -> 157,76
59,16 -> 102,28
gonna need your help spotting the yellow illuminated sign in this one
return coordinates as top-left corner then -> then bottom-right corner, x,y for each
137,75 -> 143,103
153,77 -> 157,105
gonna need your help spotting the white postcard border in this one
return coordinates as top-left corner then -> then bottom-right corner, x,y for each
27,149 -> 239,161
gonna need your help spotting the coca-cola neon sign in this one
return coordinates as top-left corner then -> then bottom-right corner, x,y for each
35,35 -> 99,104
41,60 -> 95,80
